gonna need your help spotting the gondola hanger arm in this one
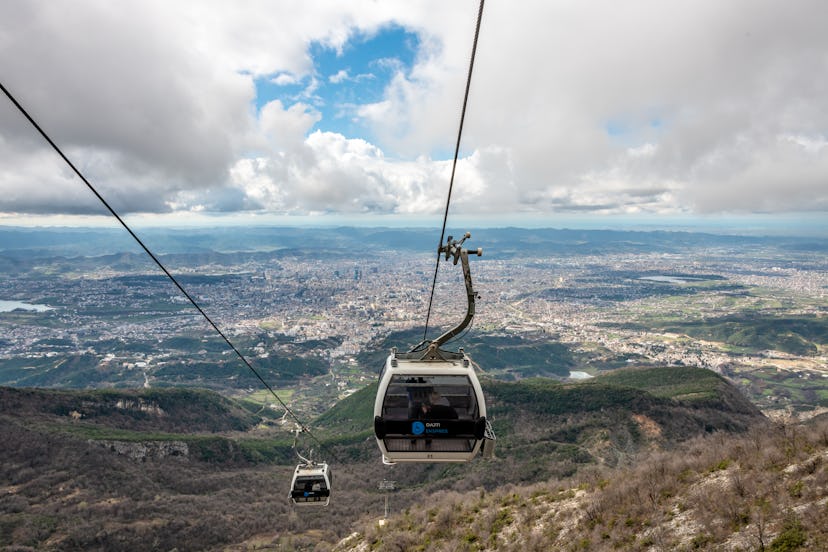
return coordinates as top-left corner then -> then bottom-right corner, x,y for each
418,233 -> 482,359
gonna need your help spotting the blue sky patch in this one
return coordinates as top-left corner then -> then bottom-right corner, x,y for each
254,25 -> 420,140
604,115 -> 666,148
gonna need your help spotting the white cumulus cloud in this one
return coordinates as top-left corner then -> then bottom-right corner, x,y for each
0,0 -> 826,223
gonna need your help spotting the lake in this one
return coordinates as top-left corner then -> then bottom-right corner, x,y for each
638,275 -> 703,284
568,371 -> 593,380
0,300 -> 53,313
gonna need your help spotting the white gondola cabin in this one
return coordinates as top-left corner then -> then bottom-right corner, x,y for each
373,349 -> 487,463
373,233 -> 494,463
289,462 -> 331,506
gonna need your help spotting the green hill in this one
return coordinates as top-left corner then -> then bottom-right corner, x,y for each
322,365 -> 761,429
0,386 -> 260,433
314,381 -> 378,436
317,366 -> 764,484
617,314 -> 828,356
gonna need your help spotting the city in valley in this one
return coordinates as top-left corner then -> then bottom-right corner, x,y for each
1,226 -> 826,420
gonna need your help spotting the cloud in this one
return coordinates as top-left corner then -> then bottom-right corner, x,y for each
329,70 -> 350,84
1,0 -> 826,222
258,100 -> 321,151
229,131 -> 448,215
272,73 -> 300,86
355,0 -> 828,216
1,0 -> 256,215
679,132 -> 828,213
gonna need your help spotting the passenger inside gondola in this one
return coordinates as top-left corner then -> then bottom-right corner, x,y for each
420,390 -> 458,419
407,386 -> 431,418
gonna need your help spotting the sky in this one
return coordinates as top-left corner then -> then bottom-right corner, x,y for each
0,0 -> 827,233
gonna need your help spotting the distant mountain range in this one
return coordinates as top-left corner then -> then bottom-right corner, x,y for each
1,225 -> 826,261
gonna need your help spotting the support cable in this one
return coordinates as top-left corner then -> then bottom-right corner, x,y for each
423,0 -> 485,342
0,80 -> 333,457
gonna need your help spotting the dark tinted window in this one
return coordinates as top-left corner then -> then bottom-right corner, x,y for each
382,374 -> 478,421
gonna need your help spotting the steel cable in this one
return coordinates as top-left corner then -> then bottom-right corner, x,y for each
422,0 -> 485,342
1,80 -> 336,460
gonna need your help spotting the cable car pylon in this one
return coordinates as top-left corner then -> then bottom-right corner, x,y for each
373,232 -> 495,464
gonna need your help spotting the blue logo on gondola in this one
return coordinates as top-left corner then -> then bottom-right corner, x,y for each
412,421 -> 425,435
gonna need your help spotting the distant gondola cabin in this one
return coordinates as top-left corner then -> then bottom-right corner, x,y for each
289,462 -> 331,506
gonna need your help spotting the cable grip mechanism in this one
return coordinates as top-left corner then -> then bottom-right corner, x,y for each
417,232 -> 482,359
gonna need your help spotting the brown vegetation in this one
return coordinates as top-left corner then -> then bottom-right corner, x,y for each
0,372 -> 779,551
341,418 -> 828,551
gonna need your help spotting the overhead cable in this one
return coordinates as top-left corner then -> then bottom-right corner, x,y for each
422,0 -> 485,342
0,80 -> 333,457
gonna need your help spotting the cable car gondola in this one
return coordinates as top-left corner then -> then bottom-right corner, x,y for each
289,429 -> 331,506
373,233 -> 495,463
289,461 -> 331,506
